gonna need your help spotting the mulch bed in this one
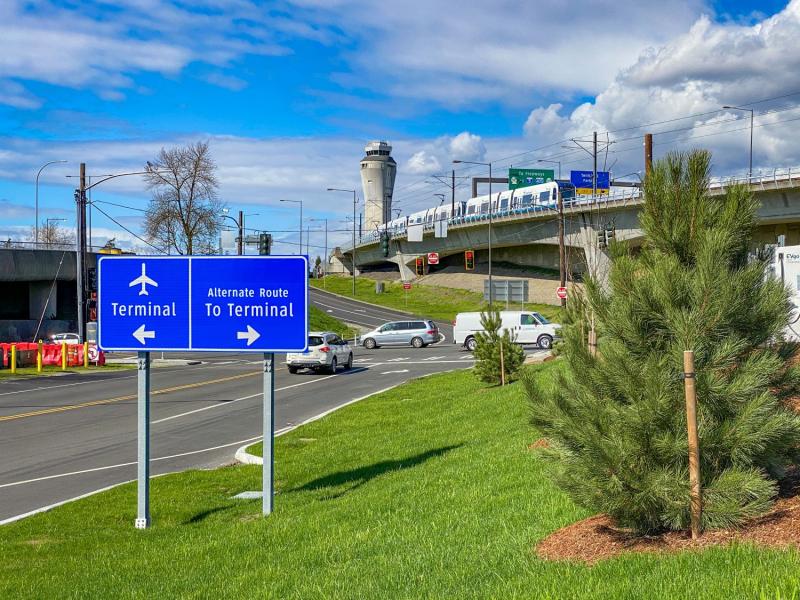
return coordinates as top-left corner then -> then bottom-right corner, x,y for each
536,471 -> 800,564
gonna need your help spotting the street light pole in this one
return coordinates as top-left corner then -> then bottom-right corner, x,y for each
35,160 -> 68,245
453,160 -> 493,306
537,159 -> 561,179
279,199 -> 303,254
723,105 -> 755,180
327,188 -> 358,295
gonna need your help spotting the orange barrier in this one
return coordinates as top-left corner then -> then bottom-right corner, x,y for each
1,343 -> 105,368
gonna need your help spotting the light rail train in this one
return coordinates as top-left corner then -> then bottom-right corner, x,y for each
366,180 -> 576,240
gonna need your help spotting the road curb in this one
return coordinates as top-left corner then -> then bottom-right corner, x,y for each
233,373 -> 458,466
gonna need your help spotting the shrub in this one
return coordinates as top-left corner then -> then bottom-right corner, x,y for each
474,308 -> 525,385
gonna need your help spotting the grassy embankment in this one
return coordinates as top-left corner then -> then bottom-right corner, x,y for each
308,304 -> 357,339
312,275 -> 561,322
2,361 -> 798,598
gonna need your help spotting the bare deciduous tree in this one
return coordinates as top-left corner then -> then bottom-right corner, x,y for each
143,141 -> 223,255
28,220 -> 72,248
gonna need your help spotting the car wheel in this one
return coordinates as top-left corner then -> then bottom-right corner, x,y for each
364,338 -> 377,350
288,366 -> 298,374
344,353 -> 353,370
411,336 -> 424,348
328,357 -> 338,374
537,335 -> 553,350
465,337 -> 477,352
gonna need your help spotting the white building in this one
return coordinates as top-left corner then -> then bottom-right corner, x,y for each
360,141 -> 397,233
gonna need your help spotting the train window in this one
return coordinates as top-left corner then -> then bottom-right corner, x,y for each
500,198 -> 509,209
539,191 -> 550,203
427,214 -> 434,223
521,194 -> 533,206
467,205 -> 475,214
552,189 -> 557,201
480,202 -> 489,213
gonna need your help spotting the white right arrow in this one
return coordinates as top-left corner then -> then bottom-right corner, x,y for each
132,324 -> 156,345
237,325 -> 261,346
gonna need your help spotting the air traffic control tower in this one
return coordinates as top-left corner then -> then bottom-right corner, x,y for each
360,141 -> 397,232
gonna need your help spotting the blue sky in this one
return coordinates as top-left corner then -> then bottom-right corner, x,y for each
0,0 -> 797,254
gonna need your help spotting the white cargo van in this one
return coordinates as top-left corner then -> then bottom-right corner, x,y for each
453,311 -> 560,351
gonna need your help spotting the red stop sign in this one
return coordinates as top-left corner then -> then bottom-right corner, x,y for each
556,286 -> 568,300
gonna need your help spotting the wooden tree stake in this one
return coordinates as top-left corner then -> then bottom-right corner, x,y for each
684,350 -> 702,539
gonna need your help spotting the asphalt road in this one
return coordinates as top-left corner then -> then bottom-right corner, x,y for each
0,288 -> 473,523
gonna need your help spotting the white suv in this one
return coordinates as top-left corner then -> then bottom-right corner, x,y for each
286,332 -> 354,374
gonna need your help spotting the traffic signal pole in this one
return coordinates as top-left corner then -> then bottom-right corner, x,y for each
76,162 -> 87,343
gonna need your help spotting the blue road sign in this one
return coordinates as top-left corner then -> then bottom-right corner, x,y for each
570,170 -> 610,194
98,256 -> 308,352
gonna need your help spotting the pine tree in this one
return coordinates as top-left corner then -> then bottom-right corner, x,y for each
474,308 -> 525,385
526,150 -> 800,533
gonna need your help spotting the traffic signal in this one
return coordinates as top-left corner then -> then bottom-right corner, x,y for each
415,256 -> 424,276
259,233 -> 273,256
597,230 -> 607,249
381,232 -> 390,257
87,267 -> 98,292
465,250 -> 475,270
605,226 -> 616,244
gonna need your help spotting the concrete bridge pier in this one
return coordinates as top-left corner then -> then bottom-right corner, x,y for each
330,250 -> 359,276
388,253 -> 416,280
576,214 -> 612,288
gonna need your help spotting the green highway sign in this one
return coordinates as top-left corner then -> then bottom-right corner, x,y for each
508,168 -> 555,189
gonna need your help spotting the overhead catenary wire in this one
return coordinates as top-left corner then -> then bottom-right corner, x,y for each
91,203 -> 165,254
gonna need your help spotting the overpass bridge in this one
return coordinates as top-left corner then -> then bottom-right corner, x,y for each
331,167 -> 800,281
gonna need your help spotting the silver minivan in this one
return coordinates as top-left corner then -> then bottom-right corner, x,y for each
361,319 -> 440,349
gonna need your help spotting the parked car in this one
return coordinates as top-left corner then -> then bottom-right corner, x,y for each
286,331 -> 353,374
453,311 -> 560,351
50,333 -> 81,345
360,319 -> 440,349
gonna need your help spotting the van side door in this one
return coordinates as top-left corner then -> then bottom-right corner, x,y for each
516,313 -> 540,344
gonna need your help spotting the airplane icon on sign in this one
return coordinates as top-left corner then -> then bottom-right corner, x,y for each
129,263 -> 158,296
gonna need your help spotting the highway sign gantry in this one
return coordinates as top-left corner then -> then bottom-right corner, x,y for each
98,255 -> 309,352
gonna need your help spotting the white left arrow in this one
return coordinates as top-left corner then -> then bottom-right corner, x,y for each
133,324 -> 156,345
237,325 -> 261,346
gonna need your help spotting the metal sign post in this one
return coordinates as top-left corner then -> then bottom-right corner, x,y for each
135,351 -> 150,529
98,256 -> 308,527
263,353 -> 275,515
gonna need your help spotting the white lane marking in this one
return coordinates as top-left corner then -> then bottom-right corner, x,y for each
386,357 -> 409,362
0,371 -> 453,525
462,354 -> 474,359
382,369 -> 410,374
151,372 -> 342,424
424,355 -> 447,361
0,435 -> 264,491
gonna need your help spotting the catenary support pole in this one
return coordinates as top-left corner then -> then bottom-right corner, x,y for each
558,185 -> 566,307
593,131 -> 598,200
237,210 -> 243,256
451,169 -> 455,216
683,350 -> 702,539
136,351 -> 151,529
263,352 -> 275,515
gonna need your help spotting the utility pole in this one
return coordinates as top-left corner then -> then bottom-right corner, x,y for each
644,133 -> 653,177
451,169 -> 455,215
237,210 -> 243,256
558,188 -> 566,308
76,163 -> 87,343
593,131 -> 598,199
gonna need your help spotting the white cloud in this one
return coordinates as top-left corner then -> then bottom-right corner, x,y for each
448,132 -> 485,162
406,151 -> 441,175
0,0 -> 309,107
521,1 -> 800,177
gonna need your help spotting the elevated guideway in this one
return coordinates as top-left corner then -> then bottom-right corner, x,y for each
333,167 -> 800,280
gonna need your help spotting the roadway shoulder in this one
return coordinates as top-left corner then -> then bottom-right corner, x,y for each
309,286 -> 422,318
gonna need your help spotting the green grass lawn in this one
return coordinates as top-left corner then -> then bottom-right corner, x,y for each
2,362 -> 799,598
312,275 -> 562,322
308,304 -> 358,339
